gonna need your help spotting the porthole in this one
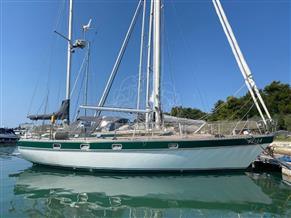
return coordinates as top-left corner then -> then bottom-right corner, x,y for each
112,144 -> 122,150
80,144 -> 90,150
53,143 -> 61,149
168,143 -> 179,149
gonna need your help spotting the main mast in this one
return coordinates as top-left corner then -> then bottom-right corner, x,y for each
153,0 -> 161,128
65,0 -> 73,124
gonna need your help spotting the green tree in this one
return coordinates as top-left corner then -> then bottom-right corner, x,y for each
170,106 -> 207,120
169,81 -> 291,130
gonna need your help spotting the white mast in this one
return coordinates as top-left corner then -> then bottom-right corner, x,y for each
65,0 -> 73,123
137,0 -> 146,110
212,0 -> 272,125
153,0 -> 161,128
145,0 -> 154,129
84,42 -> 90,117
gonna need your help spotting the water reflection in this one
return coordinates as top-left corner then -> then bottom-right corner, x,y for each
0,144 -> 16,156
10,166 -> 291,217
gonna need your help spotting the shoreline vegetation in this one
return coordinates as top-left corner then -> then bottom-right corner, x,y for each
169,81 -> 291,131
274,136 -> 291,142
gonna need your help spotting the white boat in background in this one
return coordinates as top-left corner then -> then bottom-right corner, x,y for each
0,128 -> 19,154
0,128 -> 18,144
19,0 -> 274,172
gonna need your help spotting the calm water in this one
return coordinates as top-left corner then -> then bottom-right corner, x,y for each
1,151 -> 290,218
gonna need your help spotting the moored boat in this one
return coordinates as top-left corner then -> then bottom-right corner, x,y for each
18,134 -> 273,171
0,128 -> 19,154
0,128 -> 18,144
18,0 -> 275,172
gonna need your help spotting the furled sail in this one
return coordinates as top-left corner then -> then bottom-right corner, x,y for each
27,100 -> 69,121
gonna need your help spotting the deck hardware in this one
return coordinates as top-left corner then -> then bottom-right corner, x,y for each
112,144 -> 122,150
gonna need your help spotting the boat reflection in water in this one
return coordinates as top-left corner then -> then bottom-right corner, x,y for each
11,166 -> 290,217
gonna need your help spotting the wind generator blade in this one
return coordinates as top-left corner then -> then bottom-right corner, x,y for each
83,18 -> 92,32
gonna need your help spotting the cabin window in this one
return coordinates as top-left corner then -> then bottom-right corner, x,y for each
168,143 -> 179,149
112,144 -> 122,150
52,143 -> 61,149
80,144 -> 90,150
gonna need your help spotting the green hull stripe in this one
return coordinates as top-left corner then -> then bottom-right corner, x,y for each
17,135 -> 274,150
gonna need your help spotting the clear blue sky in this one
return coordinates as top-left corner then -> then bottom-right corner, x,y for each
1,0 -> 290,127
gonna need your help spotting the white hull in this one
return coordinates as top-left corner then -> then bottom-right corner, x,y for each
19,143 -> 268,171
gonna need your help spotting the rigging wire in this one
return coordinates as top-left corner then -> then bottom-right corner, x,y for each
198,82 -> 246,120
229,101 -> 255,135
163,12 -> 179,110
73,67 -> 86,121
72,30 -> 99,119
85,31 -> 98,117
27,0 -> 66,116
96,0 -> 143,117
169,0 -> 209,112
70,52 -> 89,98
235,102 -> 255,126
166,1 -> 254,124
54,0 -> 66,31
43,0 -> 67,113
43,0 -> 66,115
72,32 -> 98,120
35,94 -> 48,115
49,0 -> 67,112
163,1 -> 185,121
42,93 -> 49,126
226,96 -> 253,121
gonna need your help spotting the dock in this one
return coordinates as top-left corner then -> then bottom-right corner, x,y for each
255,141 -> 291,185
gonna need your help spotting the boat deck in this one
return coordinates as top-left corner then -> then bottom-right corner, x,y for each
20,133 -> 273,143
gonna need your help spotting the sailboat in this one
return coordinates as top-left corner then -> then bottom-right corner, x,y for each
18,0 -> 274,172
